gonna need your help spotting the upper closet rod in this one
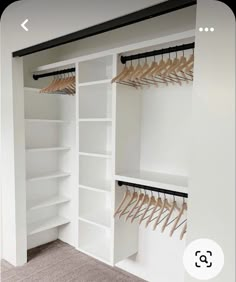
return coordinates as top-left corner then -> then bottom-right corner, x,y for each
117,180 -> 188,198
120,42 -> 195,64
33,67 -> 76,80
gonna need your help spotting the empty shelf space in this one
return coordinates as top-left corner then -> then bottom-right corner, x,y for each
25,119 -> 71,123
78,219 -> 111,264
27,171 -> 70,182
79,184 -> 111,193
79,79 -> 111,87
79,118 -> 112,122
28,195 -> 70,211
79,210 -> 111,229
26,146 -> 71,152
115,170 -> 188,193
78,82 -> 112,119
79,151 -> 111,158
28,216 -> 70,235
79,55 -> 112,84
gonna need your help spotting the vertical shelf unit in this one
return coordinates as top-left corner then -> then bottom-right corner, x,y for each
77,55 -> 114,264
24,82 -> 76,250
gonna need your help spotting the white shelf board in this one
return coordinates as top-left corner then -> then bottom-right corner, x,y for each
27,216 -> 70,235
79,209 -> 111,229
24,87 -> 40,92
79,180 -> 111,192
28,195 -> 70,211
79,151 -> 111,159
79,216 -> 110,230
27,171 -> 70,182
78,118 -> 112,122
26,147 -> 71,152
115,170 -> 188,193
25,119 -> 71,124
79,79 -> 111,87
79,184 -> 110,193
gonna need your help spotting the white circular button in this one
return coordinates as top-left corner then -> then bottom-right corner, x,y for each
204,27 -> 209,32
183,238 -> 224,280
199,27 -> 203,32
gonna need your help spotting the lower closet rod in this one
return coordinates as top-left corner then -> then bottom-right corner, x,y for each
117,181 -> 188,198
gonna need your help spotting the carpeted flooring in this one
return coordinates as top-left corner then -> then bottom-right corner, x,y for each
0,240 -> 145,282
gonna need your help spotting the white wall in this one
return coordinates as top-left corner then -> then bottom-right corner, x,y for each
187,1 -> 235,282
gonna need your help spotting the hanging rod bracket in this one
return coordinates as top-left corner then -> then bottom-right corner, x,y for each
117,180 -> 188,198
33,67 -> 76,80
120,42 -> 195,64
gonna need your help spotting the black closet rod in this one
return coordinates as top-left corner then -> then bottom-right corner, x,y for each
120,42 -> 195,64
117,181 -> 188,198
33,67 -> 76,80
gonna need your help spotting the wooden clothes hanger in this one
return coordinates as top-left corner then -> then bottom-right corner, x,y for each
139,192 -> 156,225
130,191 -> 149,223
145,192 -> 163,227
40,75 -> 59,93
170,200 -> 187,237
125,190 -> 145,222
180,221 -> 187,240
153,196 -> 170,230
119,188 -> 138,219
161,196 -> 179,233
114,186 -> 131,217
111,63 -> 129,83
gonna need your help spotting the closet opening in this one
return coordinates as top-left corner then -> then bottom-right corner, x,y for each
19,4 -> 196,278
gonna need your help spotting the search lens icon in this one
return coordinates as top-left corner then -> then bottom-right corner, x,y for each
199,255 -> 208,264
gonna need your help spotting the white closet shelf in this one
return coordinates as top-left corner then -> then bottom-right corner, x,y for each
28,195 -> 70,211
27,216 -> 70,236
79,79 -> 111,87
26,146 -> 71,152
79,216 -> 110,229
79,180 -> 111,192
25,119 -> 71,124
27,171 -> 71,182
79,213 -> 111,230
79,151 -> 111,158
79,184 -> 110,193
78,118 -> 112,122
115,170 -> 188,193
24,87 -> 40,92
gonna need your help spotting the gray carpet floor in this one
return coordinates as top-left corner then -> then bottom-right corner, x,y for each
1,240 -> 145,282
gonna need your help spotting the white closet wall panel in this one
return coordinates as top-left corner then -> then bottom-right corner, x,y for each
115,84 -> 142,174
140,84 -> 192,176
24,89 -> 75,120
113,185 -> 139,264
79,122 -> 112,154
79,56 -> 113,83
27,229 -> 58,250
79,84 -> 112,119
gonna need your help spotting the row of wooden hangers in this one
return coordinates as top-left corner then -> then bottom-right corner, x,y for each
111,50 -> 194,88
114,186 -> 187,240
40,72 -> 75,95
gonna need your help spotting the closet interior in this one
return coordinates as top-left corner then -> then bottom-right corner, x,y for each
22,22 -> 194,277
